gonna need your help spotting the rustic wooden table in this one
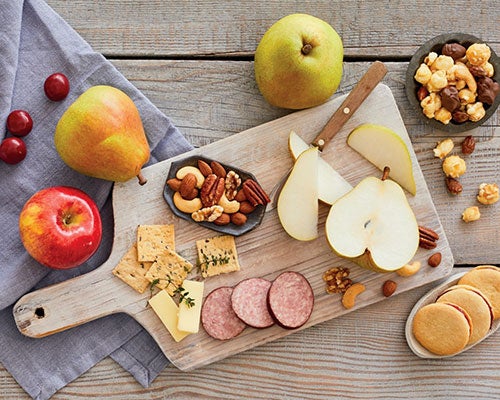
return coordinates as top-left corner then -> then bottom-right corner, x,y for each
2,1 -> 499,398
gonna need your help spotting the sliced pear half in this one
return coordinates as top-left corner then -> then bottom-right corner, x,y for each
325,171 -> 419,273
347,124 -> 417,195
288,131 -> 352,205
277,146 -> 319,241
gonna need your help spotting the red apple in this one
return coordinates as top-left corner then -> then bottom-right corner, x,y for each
19,186 -> 102,269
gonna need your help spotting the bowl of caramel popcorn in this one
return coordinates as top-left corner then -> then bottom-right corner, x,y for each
406,33 -> 500,133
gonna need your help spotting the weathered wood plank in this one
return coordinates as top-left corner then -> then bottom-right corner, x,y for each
110,60 -> 499,265
3,269 -> 500,399
46,0 -> 500,58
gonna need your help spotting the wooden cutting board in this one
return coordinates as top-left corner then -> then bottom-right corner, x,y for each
13,84 -> 454,371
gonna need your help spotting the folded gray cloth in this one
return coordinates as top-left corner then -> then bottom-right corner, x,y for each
0,1 -> 193,398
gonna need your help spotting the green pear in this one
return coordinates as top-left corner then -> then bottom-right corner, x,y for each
325,167 -> 419,273
254,13 -> 343,110
54,85 -> 150,184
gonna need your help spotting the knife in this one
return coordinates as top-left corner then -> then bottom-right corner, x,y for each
267,60 -> 388,210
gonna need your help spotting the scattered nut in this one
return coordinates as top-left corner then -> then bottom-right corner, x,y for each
477,183 -> 499,205
418,226 -> 439,249
382,280 -> 397,297
397,261 -> 422,277
461,135 -> 476,155
427,252 -> 442,268
445,177 -> 463,195
433,138 -> 454,159
462,206 -> 481,222
341,283 -> 366,309
323,267 -> 352,294
442,155 -> 466,178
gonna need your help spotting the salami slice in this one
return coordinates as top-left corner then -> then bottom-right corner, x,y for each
201,286 -> 246,340
267,271 -> 314,329
231,278 -> 274,328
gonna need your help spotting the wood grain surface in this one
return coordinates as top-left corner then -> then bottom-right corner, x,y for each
2,0 -> 499,398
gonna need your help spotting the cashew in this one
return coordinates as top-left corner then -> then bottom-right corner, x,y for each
341,283 -> 366,309
396,261 -> 422,277
176,166 -> 205,188
173,191 -> 202,213
454,63 -> 477,93
218,193 -> 240,214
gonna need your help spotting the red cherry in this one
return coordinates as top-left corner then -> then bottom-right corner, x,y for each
44,73 -> 70,101
0,137 -> 27,164
6,109 -> 33,137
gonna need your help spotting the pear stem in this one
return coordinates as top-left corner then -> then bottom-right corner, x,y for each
137,172 -> 147,185
301,43 -> 313,55
381,166 -> 390,181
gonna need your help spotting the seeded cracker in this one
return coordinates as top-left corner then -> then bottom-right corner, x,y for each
137,224 -> 175,261
196,235 -> 240,278
144,248 -> 193,296
112,244 -> 153,293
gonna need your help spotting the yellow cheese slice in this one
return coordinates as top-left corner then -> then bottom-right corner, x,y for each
177,280 -> 204,333
148,290 -> 190,342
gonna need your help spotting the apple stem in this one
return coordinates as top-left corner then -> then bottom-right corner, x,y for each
137,172 -> 147,185
301,43 -> 313,55
382,166 -> 390,181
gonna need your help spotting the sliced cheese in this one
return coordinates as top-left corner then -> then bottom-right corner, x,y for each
148,290 -> 190,342
177,280 -> 204,333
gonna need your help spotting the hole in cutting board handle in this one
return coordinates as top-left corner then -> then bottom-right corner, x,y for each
34,307 -> 45,319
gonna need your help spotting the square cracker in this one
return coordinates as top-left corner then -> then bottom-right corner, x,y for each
144,248 -> 193,296
112,244 -> 153,293
137,224 -> 175,261
196,235 -> 240,278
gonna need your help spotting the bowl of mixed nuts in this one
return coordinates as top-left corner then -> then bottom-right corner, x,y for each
406,33 -> 500,133
164,155 -> 270,236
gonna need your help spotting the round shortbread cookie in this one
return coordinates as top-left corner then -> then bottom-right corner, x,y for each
436,285 -> 493,344
412,302 -> 471,356
458,267 -> 500,319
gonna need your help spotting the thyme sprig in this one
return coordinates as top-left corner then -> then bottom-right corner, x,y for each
197,253 -> 231,275
149,277 -> 195,308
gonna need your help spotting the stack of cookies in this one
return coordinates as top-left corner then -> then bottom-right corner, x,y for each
412,265 -> 499,356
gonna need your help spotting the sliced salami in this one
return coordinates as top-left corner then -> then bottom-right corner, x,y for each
267,271 -> 314,329
231,277 -> 274,328
201,286 -> 246,340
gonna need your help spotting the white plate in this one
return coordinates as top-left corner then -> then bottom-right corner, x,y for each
406,272 -> 500,358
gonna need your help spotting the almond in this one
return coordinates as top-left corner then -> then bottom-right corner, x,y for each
179,173 -> 198,199
234,189 -> 247,202
427,252 -> 442,268
382,280 -> 397,297
213,213 -> 231,226
239,200 -> 256,214
197,159 -> 213,176
210,161 -> 227,178
230,212 -> 247,226
166,178 -> 182,192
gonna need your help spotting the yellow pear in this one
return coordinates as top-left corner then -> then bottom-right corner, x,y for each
254,14 -> 343,110
54,85 -> 150,184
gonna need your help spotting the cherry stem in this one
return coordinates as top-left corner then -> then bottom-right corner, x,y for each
301,43 -> 313,55
381,166 -> 390,181
137,172 -> 147,185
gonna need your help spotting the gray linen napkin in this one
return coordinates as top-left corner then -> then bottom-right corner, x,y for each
0,1 -> 193,398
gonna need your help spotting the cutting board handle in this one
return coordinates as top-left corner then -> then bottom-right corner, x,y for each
12,258 -> 135,338
311,61 -> 387,150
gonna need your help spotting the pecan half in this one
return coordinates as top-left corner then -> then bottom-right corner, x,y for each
200,174 -> 225,207
418,225 -> 439,249
461,135 -> 475,155
242,179 -> 271,206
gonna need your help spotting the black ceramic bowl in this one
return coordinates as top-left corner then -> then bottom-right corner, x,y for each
163,155 -> 267,236
406,33 -> 500,133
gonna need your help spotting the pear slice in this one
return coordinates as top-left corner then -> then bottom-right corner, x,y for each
277,146 -> 319,241
347,124 -> 416,195
288,131 -> 352,205
325,168 -> 419,272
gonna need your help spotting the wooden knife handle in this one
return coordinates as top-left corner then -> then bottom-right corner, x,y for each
311,61 -> 388,151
